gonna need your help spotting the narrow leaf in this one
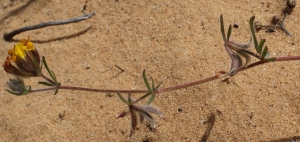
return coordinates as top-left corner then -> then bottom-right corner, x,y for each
220,15 -> 227,42
50,70 -> 58,83
134,92 -> 152,104
128,94 -> 132,105
227,25 -> 232,41
155,81 -> 162,90
54,88 -> 58,95
38,81 -> 54,86
261,46 -> 269,59
5,89 -> 23,96
258,39 -> 266,54
116,92 -> 129,105
151,78 -> 155,93
143,70 -> 153,94
147,94 -> 155,105
117,111 -> 129,118
249,16 -> 259,53
42,57 -> 55,82
147,78 -> 156,105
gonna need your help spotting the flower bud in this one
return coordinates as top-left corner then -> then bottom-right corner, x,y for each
271,15 -> 280,25
6,77 -> 31,95
287,0 -> 296,9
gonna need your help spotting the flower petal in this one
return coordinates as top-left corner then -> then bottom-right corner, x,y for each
133,105 -> 166,120
117,111 -> 129,118
129,107 -> 138,138
135,109 -> 156,129
224,44 -> 243,75
227,37 -> 252,50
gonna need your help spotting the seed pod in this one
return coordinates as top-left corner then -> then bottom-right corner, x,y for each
254,21 -> 262,31
287,0 -> 296,9
271,15 -> 280,25
283,7 -> 293,15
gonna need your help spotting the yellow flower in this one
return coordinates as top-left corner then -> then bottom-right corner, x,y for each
3,38 -> 41,77
8,38 -> 35,61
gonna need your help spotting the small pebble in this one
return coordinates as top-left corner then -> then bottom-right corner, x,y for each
233,23 -> 239,28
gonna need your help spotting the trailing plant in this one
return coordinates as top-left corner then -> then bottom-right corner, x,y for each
2,14 -> 300,139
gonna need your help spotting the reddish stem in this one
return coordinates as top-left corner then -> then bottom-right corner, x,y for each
30,55 -> 300,95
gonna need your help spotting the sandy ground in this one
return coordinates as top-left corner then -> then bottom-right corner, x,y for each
0,0 -> 300,141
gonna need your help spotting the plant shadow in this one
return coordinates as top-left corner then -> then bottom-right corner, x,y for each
199,113 -> 216,142
263,136 -> 300,142
0,0 -> 36,24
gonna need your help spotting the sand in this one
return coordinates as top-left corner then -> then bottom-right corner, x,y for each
0,0 -> 299,141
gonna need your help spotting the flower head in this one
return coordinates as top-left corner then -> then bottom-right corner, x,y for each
6,77 -> 31,95
116,93 -> 166,138
3,38 -> 41,77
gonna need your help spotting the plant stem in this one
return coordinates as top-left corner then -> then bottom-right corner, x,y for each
30,87 -> 58,93
156,75 -> 220,93
30,55 -> 300,94
58,86 -> 147,94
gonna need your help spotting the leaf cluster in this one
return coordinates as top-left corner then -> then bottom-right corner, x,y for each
220,15 -> 275,75
38,57 -> 60,94
116,70 -> 164,138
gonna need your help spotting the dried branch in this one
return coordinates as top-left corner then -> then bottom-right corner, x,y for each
3,12 -> 96,41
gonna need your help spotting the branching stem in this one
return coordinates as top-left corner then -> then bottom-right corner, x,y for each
30,55 -> 300,94
40,73 -> 56,84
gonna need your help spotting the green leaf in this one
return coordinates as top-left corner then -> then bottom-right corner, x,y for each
42,57 -> 55,81
147,94 -> 155,105
151,78 -> 155,93
38,81 -> 54,86
128,95 -> 132,105
220,15 -> 226,42
143,70 -> 153,94
147,78 -> 156,105
261,46 -> 269,59
155,81 -> 162,90
227,25 -> 232,41
5,89 -> 23,96
50,70 -> 58,83
147,81 -> 162,105
258,39 -> 266,54
249,16 -> 259,53
136,92 -> 152,104
54,88 -> 58,95
116,92 -> 129,105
